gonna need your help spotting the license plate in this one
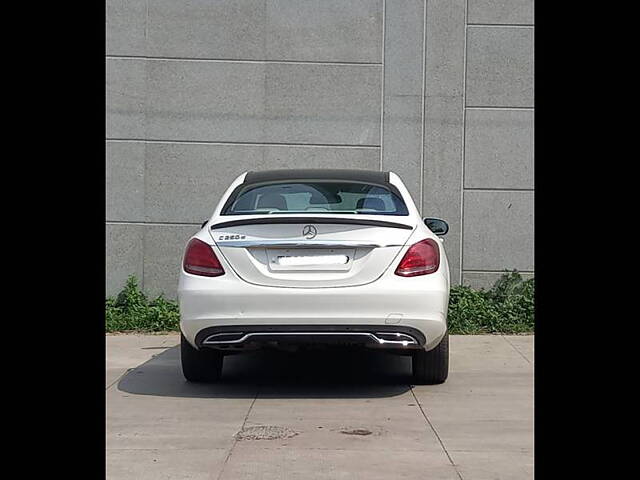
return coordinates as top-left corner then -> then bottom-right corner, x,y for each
277,255 -> 349,266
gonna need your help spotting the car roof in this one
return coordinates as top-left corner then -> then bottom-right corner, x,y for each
244,169 -> 390,185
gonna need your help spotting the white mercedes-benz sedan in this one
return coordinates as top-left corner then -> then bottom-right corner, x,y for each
178,169 -> 451,384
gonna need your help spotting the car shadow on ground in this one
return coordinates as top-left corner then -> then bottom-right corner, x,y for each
117,346 -> 413,399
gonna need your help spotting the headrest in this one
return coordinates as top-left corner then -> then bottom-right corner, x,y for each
356,197 -> 386,211
256,193 -> 287,210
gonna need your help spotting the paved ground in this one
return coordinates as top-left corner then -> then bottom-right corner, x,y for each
107,334 -> 533,480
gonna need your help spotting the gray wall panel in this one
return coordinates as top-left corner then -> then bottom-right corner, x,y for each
466,27 -> 534,107
262,146 -> 379,170
143,225 -> 199,299
106,224 -> 144,297
106,141 -> 146,222
464,109 -> 534,189
265,0 -> 382,63
263,63 -> 381,145
382,0 -> 424,209
144,142 -> 379,223
107,58 -> 146,139
147,0 -> 266,60
422,0 -> 466,283
468,0 -> 534,25
145,60 -> 266,142
145,0 -> 382,63
463,191 -> 534,271
142,60 -> 381,145
106,0 -> 147,56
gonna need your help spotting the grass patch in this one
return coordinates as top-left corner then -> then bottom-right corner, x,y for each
105,272 -> 534,334
105,277 -> 180,333
447,271 -> 534,334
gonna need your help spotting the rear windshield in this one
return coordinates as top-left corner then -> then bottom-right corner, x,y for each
221,181 -> 409,216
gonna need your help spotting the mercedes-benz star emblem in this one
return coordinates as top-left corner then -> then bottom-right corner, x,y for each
302,225 -> 317,239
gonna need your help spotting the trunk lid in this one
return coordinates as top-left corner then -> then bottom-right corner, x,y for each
209,216 -> 415,288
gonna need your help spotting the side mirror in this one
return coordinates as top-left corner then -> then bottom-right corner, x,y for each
424,217 -> 449,236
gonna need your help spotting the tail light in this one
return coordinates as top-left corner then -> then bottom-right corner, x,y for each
395,238 -> 440,277
183,238 -> 224,277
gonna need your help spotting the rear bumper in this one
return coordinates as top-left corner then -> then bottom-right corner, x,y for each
195,324 -> 426,351
178,271 -> 449,351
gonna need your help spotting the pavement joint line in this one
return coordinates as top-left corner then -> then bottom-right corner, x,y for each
203,446 -> 442,452
501,335 -> 531,364
410,386 -> 465,480
106,339 -> 174,391
106,368 -> 133,391
214,387 -> 260,480
448,448 -> 533,453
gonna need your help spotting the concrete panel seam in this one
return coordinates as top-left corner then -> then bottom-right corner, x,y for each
108,221 -> 201,227
460,0 -> 469,283
532,28 -> 536,119
466,106 -> 533,111
410,387 -> 464,480
379,0 -> 386,171
215,390 -> 259,480
467,24 -> 534,28
141,217 -> 146,292
464,188 -> 534,192
106,138 -> 381,149
501,335 -> 532,364
142,135 -> 147,283
532,83 -> 535,191
140,25 -> 147,292
463,269 -> 534,274
106,54 -> 382,67
420,0 -> 427,217
144,0 -> 148,42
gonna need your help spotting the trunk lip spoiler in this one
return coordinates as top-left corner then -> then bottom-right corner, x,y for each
209,217 -> 414,231
214,240 -> 403,248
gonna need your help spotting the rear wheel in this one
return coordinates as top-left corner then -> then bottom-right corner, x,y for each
412,332 -> 448,384
181,333 -> 223,382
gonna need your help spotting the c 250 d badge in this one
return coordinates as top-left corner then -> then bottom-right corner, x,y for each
218,234 -> 246,241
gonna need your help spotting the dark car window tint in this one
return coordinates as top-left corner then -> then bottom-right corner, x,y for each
222,181 -> 409,216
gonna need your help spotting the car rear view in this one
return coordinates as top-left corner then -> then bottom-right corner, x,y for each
178,169 -> 450,384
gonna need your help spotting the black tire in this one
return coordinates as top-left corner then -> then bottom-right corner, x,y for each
181,333 -> 223,382
412,332 -> 449,384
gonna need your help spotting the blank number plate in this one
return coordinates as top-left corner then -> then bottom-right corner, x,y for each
277,255 -> 349,266
266,248 -> 355,271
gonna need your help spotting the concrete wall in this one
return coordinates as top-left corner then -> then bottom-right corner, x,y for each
106,0 -> 534,298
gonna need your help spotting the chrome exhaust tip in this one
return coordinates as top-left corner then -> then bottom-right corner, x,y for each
372,332 -> 419,346
202,332 -> 246,345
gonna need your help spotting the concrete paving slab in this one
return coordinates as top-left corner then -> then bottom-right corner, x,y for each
503,335 -> 534,364
107,338 -> 256,451
219,445 -> 461,480
448,335 -> 532,371
412,391 -> 533,422
106,334 -> 176,388
453,449 -> 534,480
106,334 -> 534,480
106,397 -> 252,450
413,369 -> 534,398
421,417 -> 533,453
107,448 -> 228,480
242,406 -> 445,452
